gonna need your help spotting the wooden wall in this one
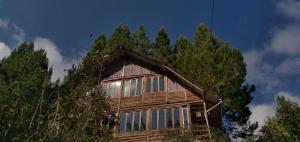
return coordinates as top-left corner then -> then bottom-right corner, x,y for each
100,58 -> 211,141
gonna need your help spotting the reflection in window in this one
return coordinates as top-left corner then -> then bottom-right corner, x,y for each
115,81 -> 121,97
159,109 -> 165,129
119,112 -> 126,132
146,78 -> 152,93
133,112 -> 139,131
124,80 -> 130,97
130,79 -> 136,96
183,107 -> 189,128
166,108 -> 172,128
141,111 -> 146,131
126,112 -> 132,132
107,82 -> 114,97
153,77 -> 158,93
107,81 -> 121,97
174,108 -> 180,128
151,110 -> 157,129
136,79 -> 142,96
159,76 -> 165,92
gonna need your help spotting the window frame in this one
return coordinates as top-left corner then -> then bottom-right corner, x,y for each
106,81 -> 122,98
182,107 -> 190,128
144,75 -> 165,94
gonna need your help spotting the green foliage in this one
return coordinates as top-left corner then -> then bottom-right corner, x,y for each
0,43 -> 52,141
259,96 -> 300,142
106,25 -> 131,52
153,27 -> 173,63
211,127 -> 231,142
132,25 -> 151,55
162,129 -> 196,142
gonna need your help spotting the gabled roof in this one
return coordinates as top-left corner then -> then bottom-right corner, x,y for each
99,47 -> 219,103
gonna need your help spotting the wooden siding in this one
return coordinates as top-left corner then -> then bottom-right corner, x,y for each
100,58 -> 214,142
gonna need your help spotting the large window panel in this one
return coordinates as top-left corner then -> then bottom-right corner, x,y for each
136,79 -> 142,96
145,78 -> 152,94
153,77 -> 158,93
159,76 -> 165,92
107,82 -> 115,97
133,112 -> 139,131
119,112 -> 126,132
141,111 -> 146,131
126,112 -> 133,132
151,110 -> 157,129
183,107 -> 189,128
174,108 -> 180,128
159,109 -> 165,129
130,79 -> 136,96
124,80 -> 130,97
166,108 -> 172,128
114,81 -> 121,97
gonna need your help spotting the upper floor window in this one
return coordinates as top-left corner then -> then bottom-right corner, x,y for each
124,78 -> 142,97
145,76 -> 165,94
107,81 -> 121,98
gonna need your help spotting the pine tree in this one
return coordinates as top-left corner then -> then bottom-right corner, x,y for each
132,25 -> 151,55
107,25 -> 131,51
153,27 -> 173,63
194,24 -> 209,49
0,43 -> 53,140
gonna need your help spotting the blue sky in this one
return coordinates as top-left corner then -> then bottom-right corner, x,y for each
0,0 -> 300,131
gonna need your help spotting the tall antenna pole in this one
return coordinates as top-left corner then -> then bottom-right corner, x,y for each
210,0 -> 215,35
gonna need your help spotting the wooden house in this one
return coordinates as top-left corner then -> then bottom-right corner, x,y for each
98,48 -> 222,142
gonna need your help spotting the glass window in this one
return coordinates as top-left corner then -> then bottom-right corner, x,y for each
166,108 -> 172,128
183,107 -> 189,128
141,111 -> 146,131
133,112 -> 139,131
126,112 -> 132,132
146,77 -> 152,93
130,79 -> 136,96
108,82 -> 115,97
153,77 -> 158,93
114,81 -> 121,97
159,109 -> 165,129
119,112 -> 126,132
124,80 -> 130,97
159,76 -> 165,92
151,110 -> 157,129
174,108 -> 180,128
136,79 -> 142,96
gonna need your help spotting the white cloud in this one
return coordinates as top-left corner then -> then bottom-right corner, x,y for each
275,57 -> 300,74
271,24 -> 300,55
244,49 -> 281,94
0,17 -> 80,82
0,18 -> 9,28
250,103 -> 276,129
0,41 -> 11,59
0,18 -> 25,47
276,0 -> 300,20
34,37 -> 79,82
244,0 -> 300,94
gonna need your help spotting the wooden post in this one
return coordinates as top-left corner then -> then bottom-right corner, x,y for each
115,58 -> 126,138
203,100 -> 212,141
